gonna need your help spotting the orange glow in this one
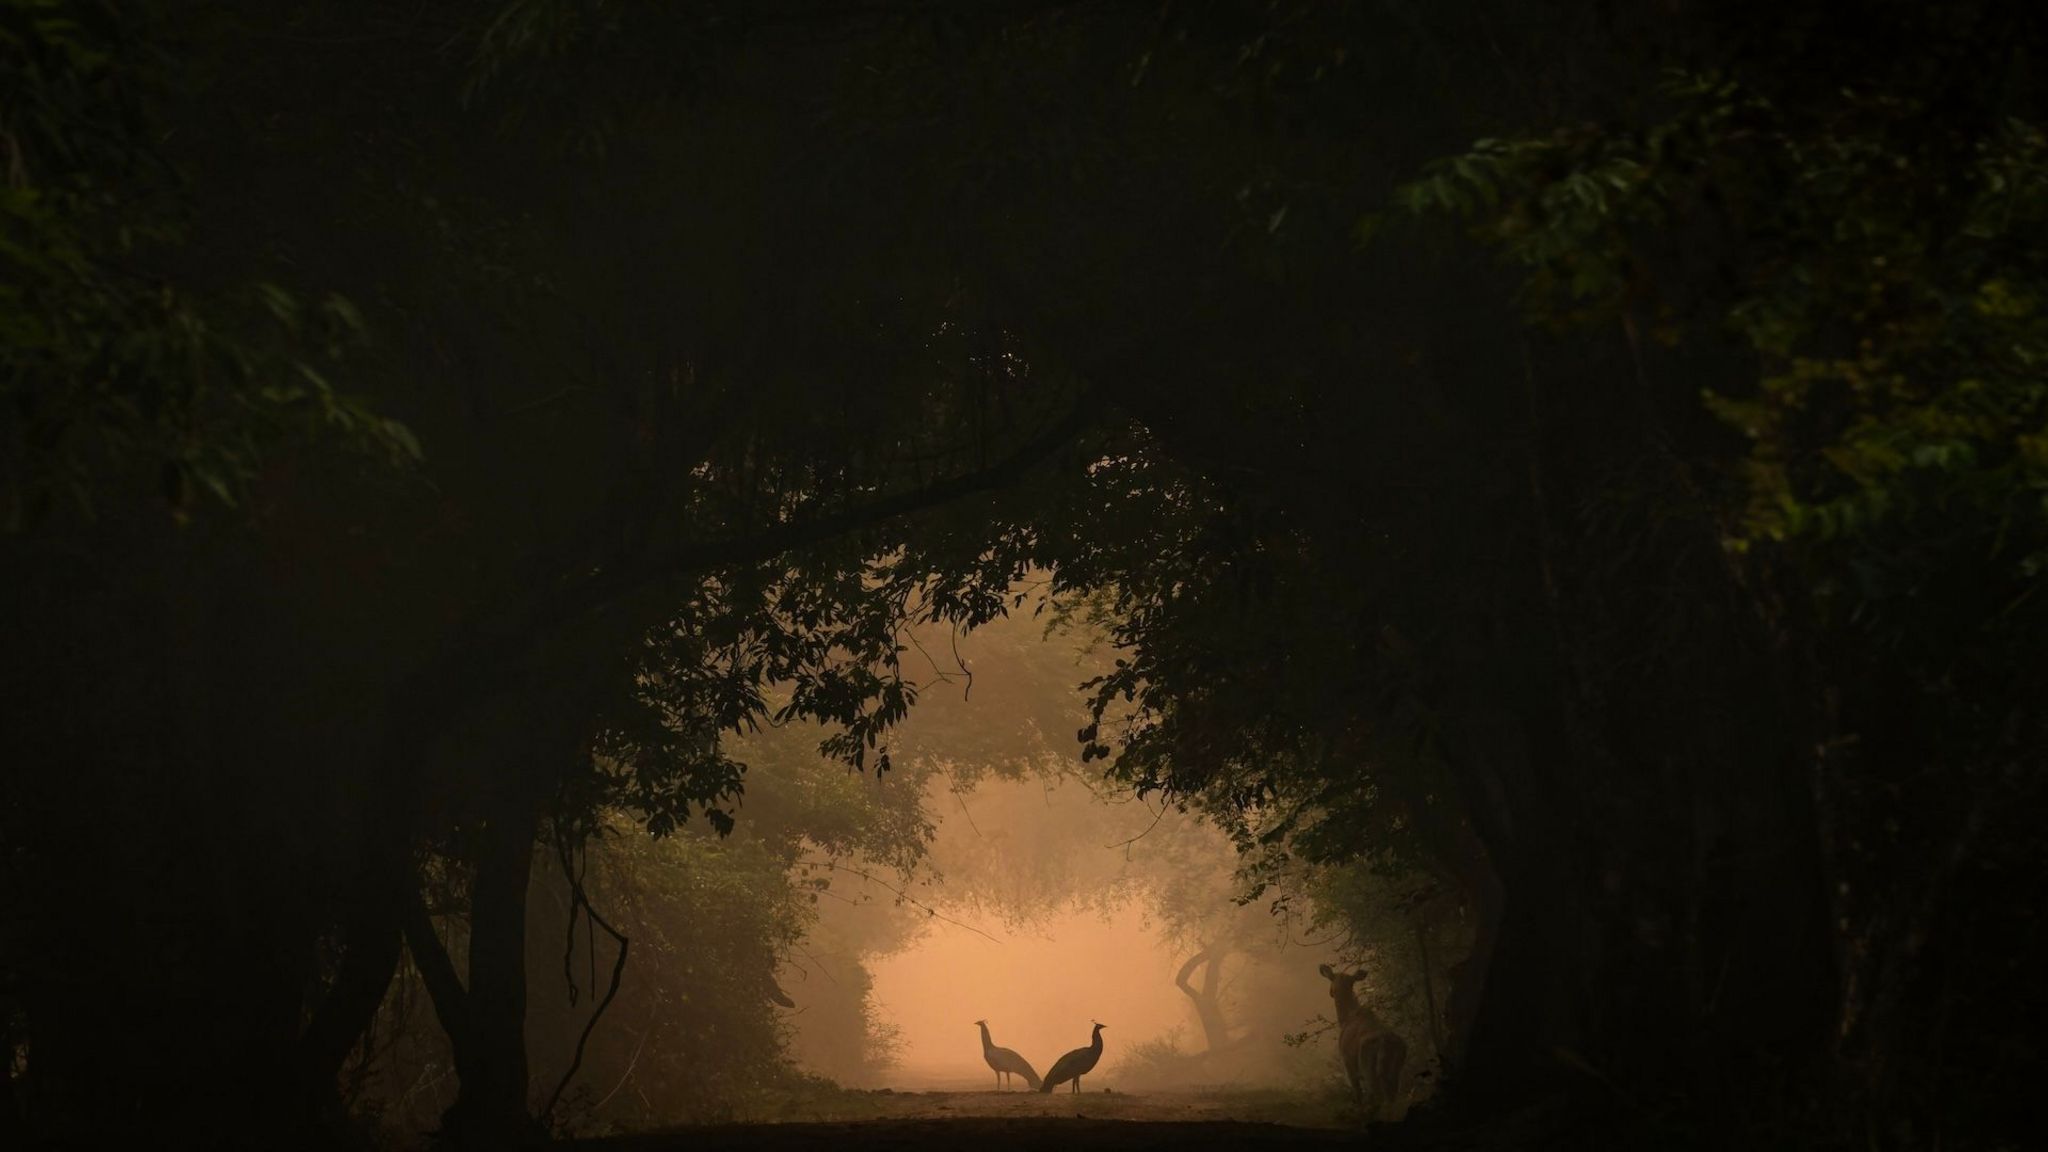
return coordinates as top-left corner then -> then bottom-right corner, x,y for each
869,906 -> 1191,1088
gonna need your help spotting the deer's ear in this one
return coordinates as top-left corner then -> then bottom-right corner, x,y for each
1317,963 -> 1335,979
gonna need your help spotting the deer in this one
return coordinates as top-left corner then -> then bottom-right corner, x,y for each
1319,962 -> 1406,1118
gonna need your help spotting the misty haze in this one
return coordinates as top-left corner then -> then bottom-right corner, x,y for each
337,612 -> 1443,1135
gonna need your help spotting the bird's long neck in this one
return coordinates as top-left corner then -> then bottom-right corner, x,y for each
978,1023 -> 995,1051
1089,1026 -> 1103,1054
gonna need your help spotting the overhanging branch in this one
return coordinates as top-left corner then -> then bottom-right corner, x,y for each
395,391 -> 1095,742
568,389 -> 1095,625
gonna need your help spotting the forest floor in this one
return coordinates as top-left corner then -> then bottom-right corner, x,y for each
566,1087 -> 1376,1151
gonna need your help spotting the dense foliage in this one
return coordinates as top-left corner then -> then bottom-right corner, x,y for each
0,0 -> 415,527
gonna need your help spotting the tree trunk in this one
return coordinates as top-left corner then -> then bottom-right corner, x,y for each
399,880 -> 472,1069
1439,818 -> 1501,1076
1438,657 -> 1837,1137
295,871 -> 405,1125
0,1043 -> 20,1144
1413,907 -> 1447,1067
1174,946 -> 1232,1053
451,802 -> 545,1147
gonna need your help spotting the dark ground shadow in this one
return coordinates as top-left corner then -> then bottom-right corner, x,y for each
560,1087 -> 1379,1150
569,1117 -> 1356,1151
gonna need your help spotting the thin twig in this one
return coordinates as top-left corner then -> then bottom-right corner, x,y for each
949,624 -> 974,701
591,1013 -> 656,1112
952,787 -> 985,839
543,835 -> 630,1124
797,857 -> 1004,944
904,621 -> 961,693
1105,803 -> 1170,855
791,942 -> 841,986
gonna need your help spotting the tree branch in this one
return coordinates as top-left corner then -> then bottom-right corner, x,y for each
392,392 -> 1095,755
796,857 -> 1006,944
570,390 -> 1094,625
542,835 -> 630,1125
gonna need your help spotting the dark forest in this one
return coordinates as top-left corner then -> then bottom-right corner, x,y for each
2,2 -> 2042,1149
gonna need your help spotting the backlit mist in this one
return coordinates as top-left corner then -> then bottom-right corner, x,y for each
764,619 -> 1356,1098
869,908 -> 1186,1088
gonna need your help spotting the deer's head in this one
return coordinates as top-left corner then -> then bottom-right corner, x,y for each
1318,962 -> 1364,1004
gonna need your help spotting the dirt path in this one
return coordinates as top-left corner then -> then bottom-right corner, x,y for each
574,1117 -> 1353,1151
568,1089 -> 1361,1151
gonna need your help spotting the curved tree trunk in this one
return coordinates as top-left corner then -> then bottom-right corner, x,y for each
1174,945 -> 1233,1053
294,874 -> 404,1127
394,805 -> 547,1148
399,880 -> 472,1070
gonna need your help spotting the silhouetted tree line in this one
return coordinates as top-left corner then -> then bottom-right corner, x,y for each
1,1 -> 2040,1147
